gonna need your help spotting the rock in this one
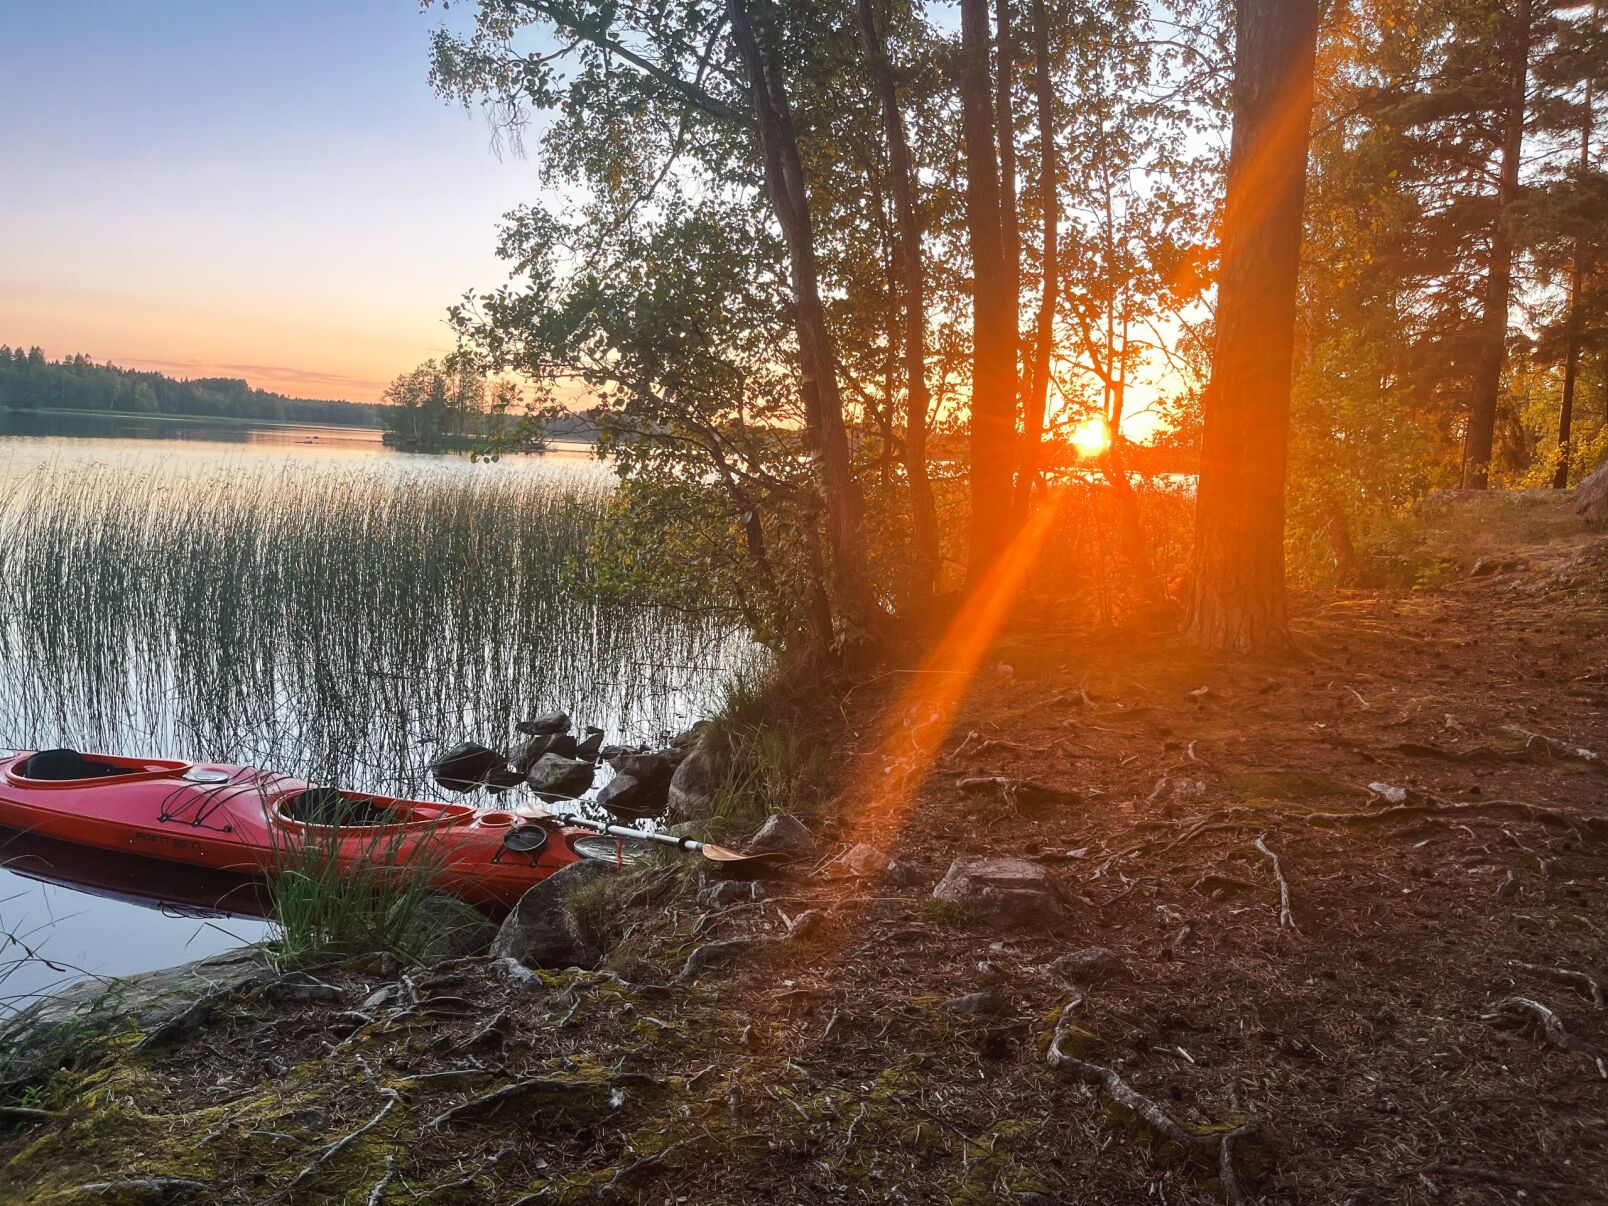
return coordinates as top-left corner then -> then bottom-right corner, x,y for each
1470,557 -> 1523,577
526,753 -> 596,802
932,857 -> 1066,928
599,742 -> 647,761
886,859 -> 918,886
492,860 -> 618,970
1048,947 -> 1127,983
429,741 -> 510,793
672,720 -> 712,749
596,752 -> 678,819
1577,459 -> 1608,526
574,728 -> 606,761
697,880 -> 767,907
266,971 -> 343,1004
667,739 -> 726,821
785,909 -> 825,940
481,766 -> 527,795
748,814 -> 818,860
2,946 -> 273,1078
943,989 -> 1007,1016
1368,781 -> 1409,804
513,732 -> 579,773
831,842 -> 892,878
517,711 -> 572,736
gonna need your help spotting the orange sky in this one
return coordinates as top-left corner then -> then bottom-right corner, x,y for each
0,1 -> 536,404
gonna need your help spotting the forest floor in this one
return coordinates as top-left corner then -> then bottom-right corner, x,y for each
2,490 -> 1606,1204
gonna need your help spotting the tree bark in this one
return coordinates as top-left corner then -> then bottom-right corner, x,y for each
961,0 -> 1016,580
995,0 -> 1022,403
1186,0 -> 1319,652
1553,8 -> 1594,490
1463,0 -> 1532,489
1014,0 -> 1056,519
856,0 -> 939,599
727,0 -> 876,644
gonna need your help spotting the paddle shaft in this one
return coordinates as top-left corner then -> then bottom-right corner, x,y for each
547,811 -> 714,854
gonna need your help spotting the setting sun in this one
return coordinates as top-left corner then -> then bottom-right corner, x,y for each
1070,415 -> 1111,458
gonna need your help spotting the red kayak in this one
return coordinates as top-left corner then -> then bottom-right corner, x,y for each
0,748 -> 597,909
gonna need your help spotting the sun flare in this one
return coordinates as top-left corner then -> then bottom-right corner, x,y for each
1070,416 -> 1111,458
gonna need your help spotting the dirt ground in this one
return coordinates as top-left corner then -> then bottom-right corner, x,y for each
3,492 -> 1606,1204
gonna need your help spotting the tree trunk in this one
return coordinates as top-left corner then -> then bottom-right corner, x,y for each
995,0 -> 1021,401
961,0 -> 1016,580
1553,13 -> 1593,490
1463,0 -> 1532,489
727,0 -> 875,644
1014,0 -> 1056,519
1186,0 -> 1319,652
856,0 -> 939,600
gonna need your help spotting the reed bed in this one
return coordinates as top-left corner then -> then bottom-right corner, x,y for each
0,459 -> 747,796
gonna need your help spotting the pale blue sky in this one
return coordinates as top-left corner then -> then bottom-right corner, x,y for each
0,0 -> 543,400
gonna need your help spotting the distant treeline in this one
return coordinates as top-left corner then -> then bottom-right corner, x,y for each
0,346 -> 387,428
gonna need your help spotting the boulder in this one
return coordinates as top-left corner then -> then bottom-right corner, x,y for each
747,814 -> 817,860
526,754 -> 596,802
1,946 -> 274,1079
672,720 -> 711,749
429,741 -> 510,793
517,711 -> 572,737
666,739 -> 726,821
1577,460 -> 1608,526
574,728 -> 606,762
596,752 -> 678,820
513,732 -> 579,774
599,742 -> 647,762
482,766 -> 527,795
932,857 -> 1066,928
491,860 -> 618,969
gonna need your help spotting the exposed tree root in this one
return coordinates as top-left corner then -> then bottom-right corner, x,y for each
1253,835 -> 1297,929
425,1078 -> 604,1129
265,1087 -> 399,1203
363,1155 -> 395,1206
1482,996 -> 1608,1079
1509,961 -> 1605,1008
1046,1001 -> 1260,1201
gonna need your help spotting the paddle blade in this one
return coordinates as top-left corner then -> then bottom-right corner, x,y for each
698,845 -> 789,879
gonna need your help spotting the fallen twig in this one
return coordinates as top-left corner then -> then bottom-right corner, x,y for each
1254,835 -> 1297,930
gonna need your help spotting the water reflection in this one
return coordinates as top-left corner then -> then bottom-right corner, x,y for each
0,417 -> 753,1007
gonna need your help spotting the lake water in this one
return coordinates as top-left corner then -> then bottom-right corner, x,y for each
0,411 -> 749,1010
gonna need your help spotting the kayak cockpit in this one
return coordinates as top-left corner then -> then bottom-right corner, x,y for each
4,747 -> 191,786
272,786 -> 475,833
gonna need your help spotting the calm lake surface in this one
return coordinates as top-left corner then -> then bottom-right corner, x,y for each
0,411 -> 749,1009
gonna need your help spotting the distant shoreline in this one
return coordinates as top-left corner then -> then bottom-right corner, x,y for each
1,404 -> 384,433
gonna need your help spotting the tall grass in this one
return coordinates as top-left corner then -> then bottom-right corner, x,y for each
0,460 -> 749,796
263,801 -> 482,968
